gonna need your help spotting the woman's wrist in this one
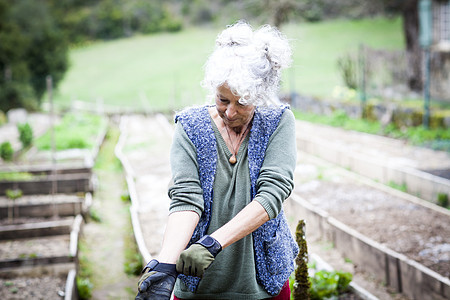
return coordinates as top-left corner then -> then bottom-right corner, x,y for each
157,252 -> 179,264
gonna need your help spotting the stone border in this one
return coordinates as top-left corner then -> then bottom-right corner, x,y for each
286,194 -> 450,300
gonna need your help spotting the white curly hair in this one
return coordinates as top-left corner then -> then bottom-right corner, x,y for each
201,20 -> 292,106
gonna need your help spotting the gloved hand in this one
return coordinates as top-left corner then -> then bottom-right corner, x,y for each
176,235 -> 222,278
135,259 -> 177,300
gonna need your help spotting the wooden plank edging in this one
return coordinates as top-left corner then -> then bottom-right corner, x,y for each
64,269 -> 78,300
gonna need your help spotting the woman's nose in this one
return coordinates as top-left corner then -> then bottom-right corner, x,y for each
226,105 -> 237,119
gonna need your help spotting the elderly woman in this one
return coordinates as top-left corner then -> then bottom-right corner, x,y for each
136,21 -> 298,300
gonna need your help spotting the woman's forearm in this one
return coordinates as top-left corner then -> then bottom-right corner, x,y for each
210,200 -> 269,249
157,210 -> 200,264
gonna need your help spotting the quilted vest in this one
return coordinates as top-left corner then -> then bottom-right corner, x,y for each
174,104 -> 298,296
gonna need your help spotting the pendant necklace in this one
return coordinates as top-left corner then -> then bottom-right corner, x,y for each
225,124 -> 250,164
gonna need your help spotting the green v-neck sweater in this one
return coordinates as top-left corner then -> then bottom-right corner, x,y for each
168,109 -> 296,299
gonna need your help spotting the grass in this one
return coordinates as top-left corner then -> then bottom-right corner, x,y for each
0,172 -> 34,181
93,126 -> 122,172
282,17 -> 404,98
388,181 -> 408,193
35,113 -> 107,151
293,109 -> 450,151
47,17 -> 403,112
51,28 -> 217,112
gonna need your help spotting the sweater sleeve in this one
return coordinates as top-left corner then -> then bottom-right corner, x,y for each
254,109 -> 296,219
168,122 -> 204,217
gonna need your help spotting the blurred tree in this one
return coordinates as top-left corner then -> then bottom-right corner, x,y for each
266,0 -> 300,27
0,0 -> 69,112
383,0 -> 422,92
48,0 -> 183,42
294,0 -> 324,23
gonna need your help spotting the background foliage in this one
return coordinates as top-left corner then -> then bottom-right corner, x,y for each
0,0 -> 68,112
0,0 -> 424,114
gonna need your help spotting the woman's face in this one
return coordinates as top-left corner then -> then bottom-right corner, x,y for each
215,85 -> 255,131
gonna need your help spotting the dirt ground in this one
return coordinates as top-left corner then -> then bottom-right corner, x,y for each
0,276 -> 66,299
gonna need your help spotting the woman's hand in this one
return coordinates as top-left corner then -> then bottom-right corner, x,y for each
135,211 -> 199,298
135,259 -> 178,300
176,235 -> 222,277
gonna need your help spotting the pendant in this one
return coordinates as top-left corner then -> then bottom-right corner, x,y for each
229,154 -> 237,164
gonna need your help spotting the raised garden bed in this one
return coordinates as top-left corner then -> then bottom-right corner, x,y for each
0,164 -> 92,176
0,268 -> 78,300
0,215 -> 82,274
0,173 -> 93,195
0,194 -> 84,219
295,120 -> 450,204
285,153 -> 450,300
0,217 -> 75,240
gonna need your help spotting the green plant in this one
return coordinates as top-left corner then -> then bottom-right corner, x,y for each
293,108 -> 450,152
4,281 -> 14,287
0,110 -> 6,125
5,189 -> 23,200
0,172 -> 34,181
17,122 -> 33,148
337,53 -> 358,90
77,240 -> 94,299
437,193 -> 449,208
124,214 -> 143,276
0,141 -> 14,161
388,181 -> 407,193
309,270 -> 353,300
88,207 -> 102,223
77,277 -> 93,300
124,252 -> 143,276
36,113 -> 105,151
121,192 -> 131,202
293,220 -> 311,299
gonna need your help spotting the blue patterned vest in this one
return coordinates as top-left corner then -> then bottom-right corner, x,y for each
174,104 -> 298,296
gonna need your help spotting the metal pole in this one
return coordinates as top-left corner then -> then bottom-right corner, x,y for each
423,48 -> 430,129
47,75 -> 59,218
358,44 -> 367,118
290,66 -> 297,108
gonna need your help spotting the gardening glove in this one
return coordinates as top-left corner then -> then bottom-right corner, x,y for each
135,259 -> 177,300
176,235 -> 222,278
